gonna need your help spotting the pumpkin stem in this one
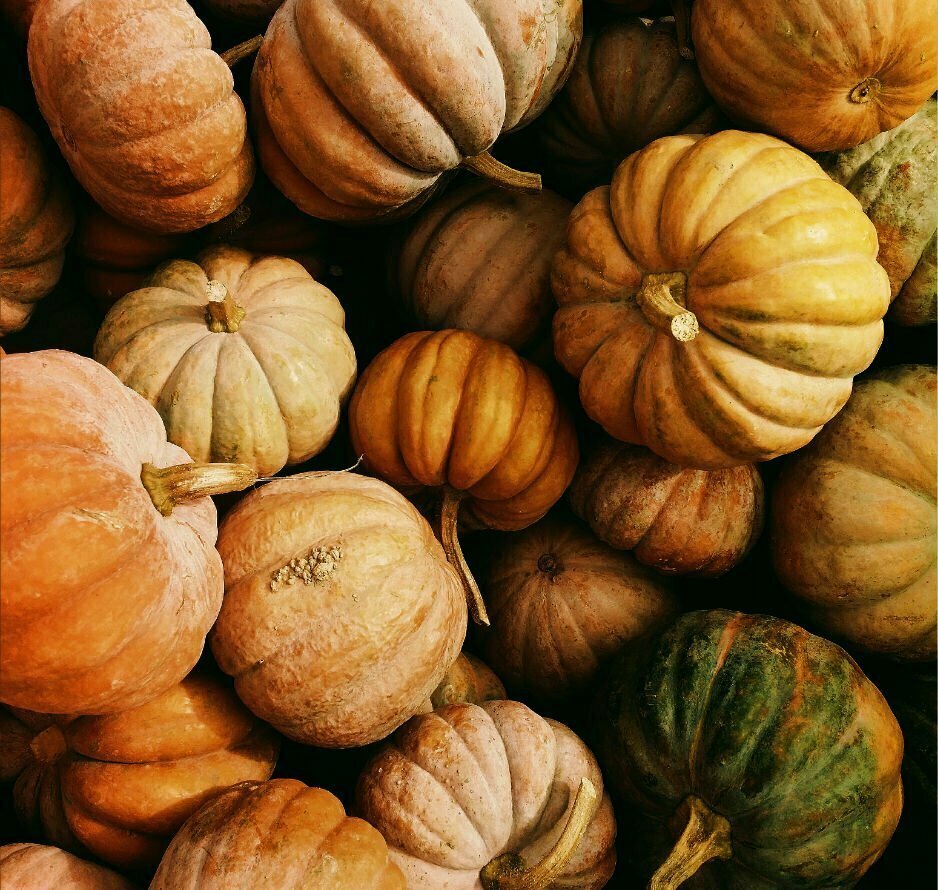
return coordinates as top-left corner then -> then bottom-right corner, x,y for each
648,796 -> 732,890
635,272 -> 698,342
141,462 -> 258,517
672,0 -> 694,59
221,35 -> 263,67
30,725 -> 67,765
480,777 -> 598,890
439,488 -> 490,627
206,281 -> 247,333
462,152 -> 542,193
848,76 -> 881,105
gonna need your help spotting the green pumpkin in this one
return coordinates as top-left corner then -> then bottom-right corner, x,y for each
818,98 -> 936,327
597,610 -> 904,889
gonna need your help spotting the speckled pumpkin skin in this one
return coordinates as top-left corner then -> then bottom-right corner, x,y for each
597,610 -> 904,888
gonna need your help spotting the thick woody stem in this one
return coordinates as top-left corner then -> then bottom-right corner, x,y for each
462,151 -> 542,193
221,35 -> 263,67
635,271 -> 698,342
648,796 -> 732,890
205,281 -> 247,333
141,462 -> 258,517
439,488 -> 490,627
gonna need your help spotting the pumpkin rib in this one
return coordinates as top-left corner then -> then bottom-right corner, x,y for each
822,455 -> 938,511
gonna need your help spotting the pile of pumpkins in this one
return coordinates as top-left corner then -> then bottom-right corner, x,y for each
0,0 -> 935,887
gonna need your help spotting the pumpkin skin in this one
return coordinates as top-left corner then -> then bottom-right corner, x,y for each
691,0 -> 938,152
819,98 -> 937,327
28,0 -> 254,233
394,180 -> 571,351
211,472 -> 467,747
0,108 -> 74,336
252,0 -> 582,221
356,700 -> 617,889
0,350 -> 252,715
94,246 -> 356,477
0,844 -> 133,890
430,652 -> 506,709
151,779 -> 405,889
772,364 -> 937,661
551,130 -> 890,469
570,437 -> 763,576
597,610 -> 904,888
1,675 -> 279,870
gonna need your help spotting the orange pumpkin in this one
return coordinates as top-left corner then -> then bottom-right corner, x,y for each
0,108 -> 74,336
151,779 -> 405,889
430,652 -> 505,709
0,844 -> 132,890
28,0 -> 254,233
0,350 -> 256,714
551,130 -> 890,468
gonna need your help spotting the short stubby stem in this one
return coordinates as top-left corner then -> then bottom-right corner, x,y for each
849,76 -> 881,104
636,271 -> 698,342
537,553 -> 563,581
206,282 -> 247,333
463,152 -> 542,193
30,725 -> 67,764
221,35 -> 263,67
648,796 -> 732,890
439,488 -> 490,627
141,462 -> 258,517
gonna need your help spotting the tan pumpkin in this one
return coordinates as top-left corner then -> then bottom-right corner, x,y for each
28,0 -> 254,233
551,130 -> 890,469
251,0 -> 582,221
570,437 -> 764,576
430,652 -> 506,709
0,107 -> 74,336
211,471 -> 466,747
94,245 -> 356,477
357,700 -> 617,889
151,779 -> 405,889
0,350 -> 256,715
691,0 -> 938,152
773,364 -> 937,661
0,844 -> 133,890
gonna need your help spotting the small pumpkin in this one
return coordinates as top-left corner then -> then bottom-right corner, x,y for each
597,610 -> 904,889
0,844 -> 133,890
251,0 -> 582,221
772,364 -> 937,661
481,517 -> 678,701
570,437 -> 763,576
357,700 -> 617,889
0,107 -> 74,336
28,0 -> 254,233
819,97 -> 937,327
151,779 -> 405,889
0,674 -> 279,871
430,652 -> 506,709
201,0 -> 283,25
691,0 -> 938,152
551,130 -> 890,468
0,350 -> 257,714
394,180 -> 571,351
94,245 -> 356,477
211,471 -> 466,747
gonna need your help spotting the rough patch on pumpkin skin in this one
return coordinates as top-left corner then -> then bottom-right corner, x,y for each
269,545 -> 342,591
72,508 -> 126,531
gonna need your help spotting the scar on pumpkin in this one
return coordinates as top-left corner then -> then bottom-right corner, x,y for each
270,546 -> 342,591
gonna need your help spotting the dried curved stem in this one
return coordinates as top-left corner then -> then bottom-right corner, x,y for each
141,462 -> 257,516
463,151 -> 542,193
439,488 -> 489,627
221,35 -> 263,67
648,796 -> 732,890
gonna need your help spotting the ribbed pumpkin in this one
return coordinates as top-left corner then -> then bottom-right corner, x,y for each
430,652 -> 506,709
819,98 -> 936,327
0,350 -> 256,714
535,18 -> 721,192
94,245 -> 356,477
211,472 -> 466,747
394,180 -> 571,351
252,0 -> 582,221
201,0 -> 282,25
691,0 -> 938,152
482,517 -> 678,701
0,675 -> 279,870
772,364 -> 936,661
357,700 -> 617,889
0,844 -> 133,890
570,437 -> 763,576
28,0 -> 254,233
551,130 -> 890,469
0,108 -> 74,336
597,610 -> 904,889
151,779 -> 405,889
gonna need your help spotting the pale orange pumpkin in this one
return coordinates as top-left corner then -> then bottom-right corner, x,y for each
0,844 -> 133,890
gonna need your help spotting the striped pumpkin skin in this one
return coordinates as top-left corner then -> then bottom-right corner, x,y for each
597,610 -> 904,888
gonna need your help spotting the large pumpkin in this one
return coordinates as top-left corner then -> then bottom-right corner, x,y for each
251,0 -> 582,221
357,700 -> 617,889
211,471 -> 466,747
0,350 -> 256,714
570,437 -> 763,576
0,675 -> 279,870
28,0 -> 254,233
551,130 -> 890,468
394,180 -> 571,351
0,844 -> 132,890
0,107 -> 74,336
691,0 -> 938,152
772,364 -> 936,661
482,517 -> 678,701
94,245 -> 356,477
597,610 -> 904,889
819,98 -> 937,327
151,779 -> 405,889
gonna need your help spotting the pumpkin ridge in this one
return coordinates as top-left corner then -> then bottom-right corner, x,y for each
822,453 -> 937,509
582,35 -> 617,150
549,586 -> 601,679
